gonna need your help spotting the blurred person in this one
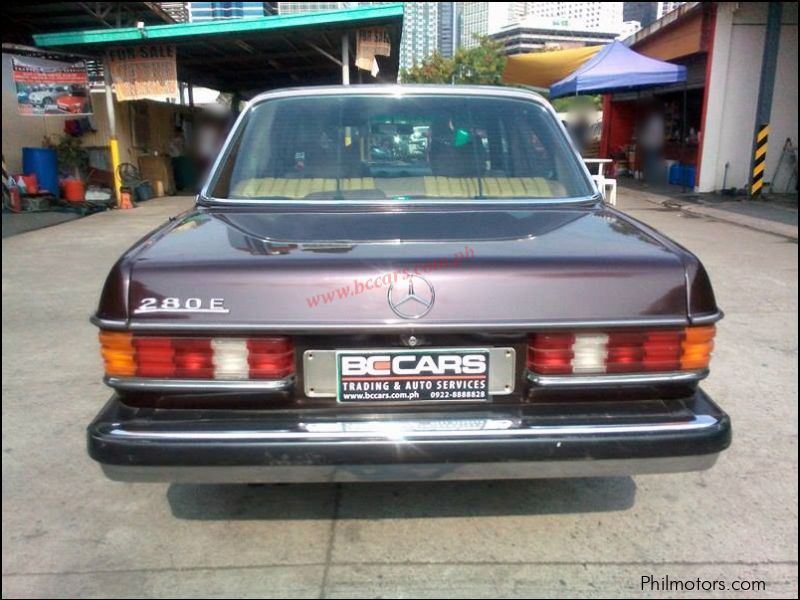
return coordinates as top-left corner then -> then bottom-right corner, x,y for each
639,103 -> 665,185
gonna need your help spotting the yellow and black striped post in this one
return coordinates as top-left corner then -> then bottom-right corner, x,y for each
751,123 -> 769,196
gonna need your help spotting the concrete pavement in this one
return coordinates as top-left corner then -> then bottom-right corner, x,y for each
2,191 -> 797,598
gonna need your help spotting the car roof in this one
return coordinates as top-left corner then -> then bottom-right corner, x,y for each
246,84 -> 550,109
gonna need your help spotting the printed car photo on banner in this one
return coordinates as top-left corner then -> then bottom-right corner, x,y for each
12,56 -> 92,116
106,44 -> 178,101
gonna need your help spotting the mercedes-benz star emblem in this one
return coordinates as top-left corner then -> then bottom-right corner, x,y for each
387,275 -> 435,319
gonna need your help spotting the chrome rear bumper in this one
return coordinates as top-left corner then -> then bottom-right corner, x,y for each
88,390 -> 731,483
101,455 -> 720,483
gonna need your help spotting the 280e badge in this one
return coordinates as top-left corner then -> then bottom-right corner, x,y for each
134,297 -> 229,314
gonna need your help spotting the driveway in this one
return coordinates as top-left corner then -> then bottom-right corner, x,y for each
2,192 -> 797,598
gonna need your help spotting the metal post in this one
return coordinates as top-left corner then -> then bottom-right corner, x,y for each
188,82 -> 194,108
341,32 -> 350,85
103,60 -> 122,200
681,80 -> 688,192
750,1 -> 783,196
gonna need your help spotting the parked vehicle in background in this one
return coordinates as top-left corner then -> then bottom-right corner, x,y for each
27,85 -> 69,108
87,85 -> 730,484
56,88 -> 89,114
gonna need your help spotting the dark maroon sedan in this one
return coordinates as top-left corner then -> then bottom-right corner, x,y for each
89,86 -> 730,483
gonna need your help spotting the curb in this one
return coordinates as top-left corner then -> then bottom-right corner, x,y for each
630,189 -> 798,240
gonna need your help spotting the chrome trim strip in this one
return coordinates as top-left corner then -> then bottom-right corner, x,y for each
91,315 -> 128,330
199,196 -> 600,208
133,308 -> 231,315
124,316 -> 689,333
527,370 -> 708,387
101,454 -> 721,482
104,375 -> 295,392
199,85 -> 599,207
690,310 -> 724,325
104,414 -> 719,441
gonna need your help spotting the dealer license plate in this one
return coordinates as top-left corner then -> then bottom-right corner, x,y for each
336,348 -> 491,403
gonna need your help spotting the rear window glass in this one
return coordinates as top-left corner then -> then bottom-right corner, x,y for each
210,94 -> 593,201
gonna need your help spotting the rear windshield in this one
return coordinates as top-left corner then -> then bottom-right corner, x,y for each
210,94 -> 594,201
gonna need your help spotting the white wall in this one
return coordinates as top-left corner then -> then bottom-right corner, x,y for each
698,2 -> 798,193
2,53 -> 55,173
770,16 -> 798,190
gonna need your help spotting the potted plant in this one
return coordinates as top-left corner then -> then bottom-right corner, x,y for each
53,135 -> 89,180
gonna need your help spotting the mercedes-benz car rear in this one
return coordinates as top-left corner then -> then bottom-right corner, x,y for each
88,85 -> 730,483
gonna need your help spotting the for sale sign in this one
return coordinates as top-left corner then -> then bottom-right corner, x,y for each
106,44 -> 178,101
12,56 -> 92,116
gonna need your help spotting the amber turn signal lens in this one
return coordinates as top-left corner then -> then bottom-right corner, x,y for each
681,325 -> 716,370
98,330 -> 136,377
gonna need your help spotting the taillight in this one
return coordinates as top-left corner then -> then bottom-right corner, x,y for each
99,331 -> 136,377
527,326 -> 715,375
99,332 -> 294,380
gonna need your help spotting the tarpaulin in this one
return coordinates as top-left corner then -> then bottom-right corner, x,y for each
502,45 -> 602,89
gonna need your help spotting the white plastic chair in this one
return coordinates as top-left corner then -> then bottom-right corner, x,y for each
591,174 -> 617,206
585,158 -> 617,206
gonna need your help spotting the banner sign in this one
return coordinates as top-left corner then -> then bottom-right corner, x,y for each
106,44 -> 178,101
12,56 -> 93,116
356,27 -> 391,76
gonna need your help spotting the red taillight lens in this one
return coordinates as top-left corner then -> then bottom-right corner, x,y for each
100,333 -> 294,380
133,337 -> 175,377
247,338 -> 295,379
527,326 -> 715,375
527,333 -> 574,374
173,338 -> 215,378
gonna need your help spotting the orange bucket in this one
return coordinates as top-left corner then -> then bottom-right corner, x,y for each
62,179 -> 85,202
118,188 -> 134,209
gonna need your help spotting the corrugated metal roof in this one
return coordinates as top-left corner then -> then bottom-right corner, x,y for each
33,4 -> 404,47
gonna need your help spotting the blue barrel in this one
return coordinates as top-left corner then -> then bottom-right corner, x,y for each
22,147 -> 59,197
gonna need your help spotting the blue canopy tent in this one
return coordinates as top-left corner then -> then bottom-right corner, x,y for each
551,41 -> 692,190
549,40 -> 687,98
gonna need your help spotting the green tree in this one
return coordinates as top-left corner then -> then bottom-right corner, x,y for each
400,51 -> 454,84
550,94 -> 602,113
401,36 -> 507,85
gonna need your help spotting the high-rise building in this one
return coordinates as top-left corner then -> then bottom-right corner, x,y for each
399,2 -> 441,70
491,18 -> 619,55
623,2 -> 658,28
461,2 -> 528,48
276,2 -> 356,14
524,2 -> 624,34
437,2 -> 459,58
187,2 -> 267,22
